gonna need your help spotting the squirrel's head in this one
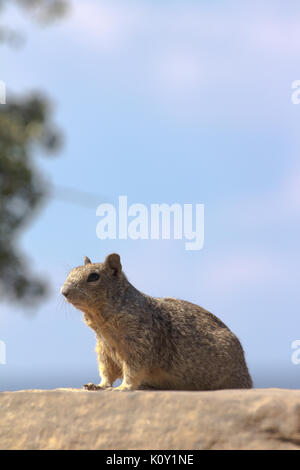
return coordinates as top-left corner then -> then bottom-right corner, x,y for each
61,253 -> 124,312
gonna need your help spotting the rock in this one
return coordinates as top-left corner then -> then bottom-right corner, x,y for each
0,388 -> 300,450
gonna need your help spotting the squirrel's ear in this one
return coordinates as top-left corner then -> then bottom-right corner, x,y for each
84,256 -> 92,265
105,253 -> 122,275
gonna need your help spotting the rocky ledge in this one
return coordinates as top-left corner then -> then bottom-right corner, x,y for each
0,388 -> 300,450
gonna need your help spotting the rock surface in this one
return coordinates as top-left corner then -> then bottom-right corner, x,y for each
0,388 -> 300,450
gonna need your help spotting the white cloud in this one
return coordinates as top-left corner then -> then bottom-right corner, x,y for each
60,1 -> 300,123
67,0 -> 145,52
201,253 -> 283,294
153,51 -> 203,93
217,160 -> 300,231
249,18 -> 300,55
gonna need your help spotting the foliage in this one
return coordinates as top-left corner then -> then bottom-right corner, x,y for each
0,0 -> 67,305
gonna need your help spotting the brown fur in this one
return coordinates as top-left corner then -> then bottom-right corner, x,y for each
61,254 -> 253,391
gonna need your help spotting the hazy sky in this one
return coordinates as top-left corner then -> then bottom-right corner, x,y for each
1,0 -> 300,390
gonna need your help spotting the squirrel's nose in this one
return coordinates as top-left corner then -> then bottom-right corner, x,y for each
61,286 -> 70,298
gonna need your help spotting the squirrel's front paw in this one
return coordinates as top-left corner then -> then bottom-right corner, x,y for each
83,383 -> 104,391
112,383 -> 135,392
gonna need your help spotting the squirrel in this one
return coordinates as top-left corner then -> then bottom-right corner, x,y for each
61,254 -> 253,391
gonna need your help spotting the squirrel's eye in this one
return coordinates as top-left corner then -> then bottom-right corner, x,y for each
87,272 -> 100,282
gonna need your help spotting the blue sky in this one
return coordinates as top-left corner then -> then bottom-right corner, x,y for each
1,0 -> 300,390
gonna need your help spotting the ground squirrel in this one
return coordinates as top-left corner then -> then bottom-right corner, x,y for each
61,254 -> 253,391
